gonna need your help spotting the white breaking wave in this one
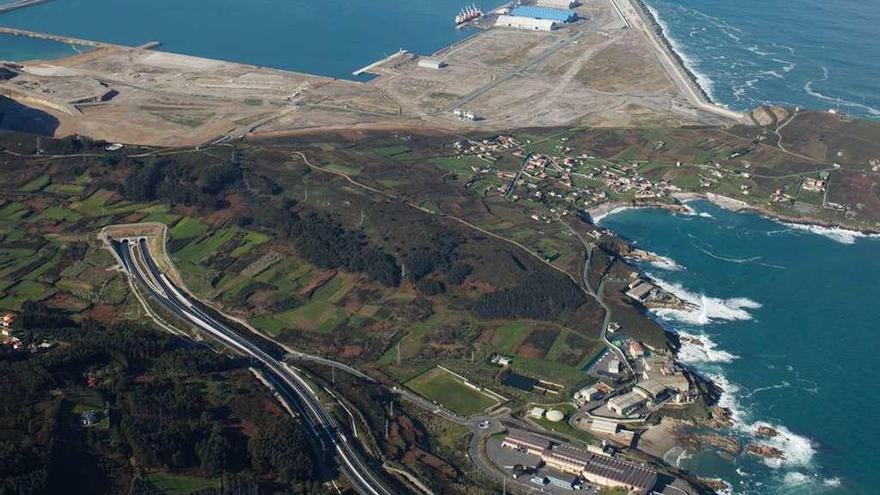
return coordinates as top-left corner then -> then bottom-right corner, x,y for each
646,4 -> 718,102
804,66 -> 880,116
687,233 -> 763,264
647,275 -> 762,325
782,222 -> 879,245
741,381 -> 791,399
777,472 -> 843,494
648,253 -> 685,271
708,373 -> 817,470
823,478 -> 841,487
783,472 -> 810,486
677,330 -> 738,364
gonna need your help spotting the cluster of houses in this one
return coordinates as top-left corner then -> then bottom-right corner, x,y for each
801,173 -> 828,193
1,313 -> 19,349
452,134 -> 520,164
501,429 -> 657,494
2,312 -> 54,353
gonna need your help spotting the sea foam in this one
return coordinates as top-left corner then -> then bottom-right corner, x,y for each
676,331 -> 738,364
709,373 -> 817,470
782,222 -> 878,245
647,275 -> 762,325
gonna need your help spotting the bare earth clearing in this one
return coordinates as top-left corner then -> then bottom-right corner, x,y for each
1,0 -> 736,146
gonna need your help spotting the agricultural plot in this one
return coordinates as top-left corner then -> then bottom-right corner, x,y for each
170,217 -> 210,240
484,321 -> 531,354
0,280 -> 54,310
248,272 -> 359,336
20,174 -> 50,193
146,473 -> 219,495
405,367 -> 498,416
173,228 -> 238,263
516,327 -> 560,360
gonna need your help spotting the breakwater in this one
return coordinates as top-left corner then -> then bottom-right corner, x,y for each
608,0 -> 743,122
629,0 -> 712,104
0,27 -> 113,49
0,0 -> 50,14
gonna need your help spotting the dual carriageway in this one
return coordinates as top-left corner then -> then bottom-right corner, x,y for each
108,236 -> 397,495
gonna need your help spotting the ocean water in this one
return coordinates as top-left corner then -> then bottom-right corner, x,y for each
0,0 -> 495,79
0,34 -> 92,62
643,0 -> 880,119
2,0 -> 877,117
601,201 -> 880,494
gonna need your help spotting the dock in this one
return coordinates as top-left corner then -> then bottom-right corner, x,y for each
352,49 -> 408,76
0,0 -> 50,14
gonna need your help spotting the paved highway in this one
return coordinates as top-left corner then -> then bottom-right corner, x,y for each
110,237 -> 398,495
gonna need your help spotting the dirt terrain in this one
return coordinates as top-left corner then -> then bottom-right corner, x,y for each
0,0 -> 736,146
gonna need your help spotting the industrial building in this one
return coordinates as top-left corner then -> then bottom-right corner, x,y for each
634,379 -> 668,404
510,6 -> 578,23
495,14 -> 556,31
606,391 -> 645,416
590,418 -> 620,435
417,58 -> 446,70
537,0 -> 579,8
503,429 -> 658,495
501,429 -> 552,456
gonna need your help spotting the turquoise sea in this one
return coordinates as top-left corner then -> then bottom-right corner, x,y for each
642,0 -> 880,119
602,201 -> 880,495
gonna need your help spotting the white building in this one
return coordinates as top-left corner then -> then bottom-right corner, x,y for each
606,392 -> 645,416
417,58 -> 446,70
607,359 -> 621,375
574,385 -> 604,404
527,406 -> 546,419
633,380 -> 668,405
590,418 -> 620,435
495,14 -> 557,31
537,0 -> 578,8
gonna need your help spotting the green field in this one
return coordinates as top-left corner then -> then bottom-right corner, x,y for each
20,175 -> 50,193
491,321 -> 531,354
174,228 -> 238,262
230,230 -> 270,257
146,473 -> 219,495
45,183 -> 85,196
169,217 -> 210,240
405,367 -> 497,416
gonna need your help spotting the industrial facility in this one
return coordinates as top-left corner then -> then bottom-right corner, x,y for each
494,5 -> 578,32
510,6 -> 578,23
417,58 -> 446,70
536,0 -> 579,8
501,429 -> 658,494
495,14 -> 557,31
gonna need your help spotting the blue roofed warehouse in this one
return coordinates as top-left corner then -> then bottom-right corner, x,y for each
510,6 -> 577,23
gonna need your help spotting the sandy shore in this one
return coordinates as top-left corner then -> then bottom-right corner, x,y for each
586,199 -> 689,224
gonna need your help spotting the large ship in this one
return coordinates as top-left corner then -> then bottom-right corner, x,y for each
454,4 -> 483,26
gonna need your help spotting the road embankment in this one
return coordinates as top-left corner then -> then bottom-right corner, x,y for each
608,0 -> 745,122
